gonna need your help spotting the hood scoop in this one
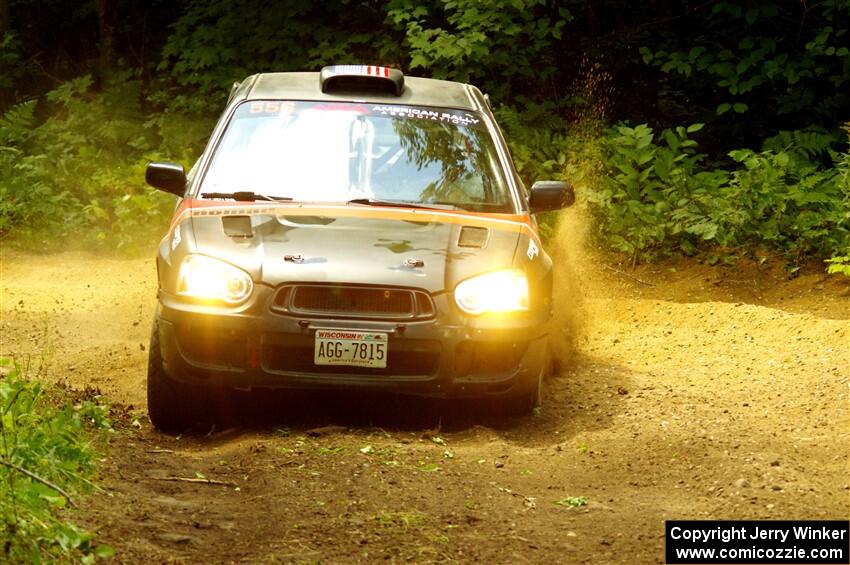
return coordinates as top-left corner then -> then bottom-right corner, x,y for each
222,215 -> 253,238
458,226 -> 489,248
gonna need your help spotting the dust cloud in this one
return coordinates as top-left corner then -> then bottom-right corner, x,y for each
547,205 -> 595,369
545,58 -> 614,371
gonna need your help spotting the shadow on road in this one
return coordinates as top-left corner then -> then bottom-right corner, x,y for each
193,389 -> 516,433
168,352 -> 636,450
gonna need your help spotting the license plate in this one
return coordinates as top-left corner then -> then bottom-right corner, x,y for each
314,330 -> 388,368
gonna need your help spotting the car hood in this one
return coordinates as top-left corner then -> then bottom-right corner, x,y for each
183,205 -> 523,294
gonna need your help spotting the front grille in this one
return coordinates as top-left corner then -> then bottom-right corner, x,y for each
272,285 -> 434,319
263,336 -> 441,377
294,286 -> 411,314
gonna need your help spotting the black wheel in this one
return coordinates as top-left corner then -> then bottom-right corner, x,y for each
529,364 -> 544,409
528,363 -> 545,410
147,319 -> 206,432
500,363 -> 544,416
549,352 -> 562,376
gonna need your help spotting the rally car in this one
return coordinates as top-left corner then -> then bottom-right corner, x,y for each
145,65 -> 574,431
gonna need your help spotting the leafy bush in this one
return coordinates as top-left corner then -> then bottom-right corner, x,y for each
0,359 -> 113,562
639,0 -> 849,139
2,0 -> 847,273
388,0 -> 572,101
825,255 -> 850,276
0,32 -> 26,100
726,139 -> 849,262
159,0 -> 396,114
0,72 -> 206,250
585,121 -> 850,268
588,122 -> 731,258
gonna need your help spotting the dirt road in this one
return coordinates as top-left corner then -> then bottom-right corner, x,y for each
1,250 -> 848,564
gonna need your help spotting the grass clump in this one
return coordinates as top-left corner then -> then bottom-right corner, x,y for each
0,358 -> 114,562
555,496 -> 588,508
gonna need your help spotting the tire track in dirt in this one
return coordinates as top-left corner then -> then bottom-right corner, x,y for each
1,250 -> 847,564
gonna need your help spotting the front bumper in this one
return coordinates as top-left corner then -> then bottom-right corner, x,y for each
156,286 -> 549,399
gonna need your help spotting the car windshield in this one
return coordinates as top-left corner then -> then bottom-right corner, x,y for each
199,101 -> 514,212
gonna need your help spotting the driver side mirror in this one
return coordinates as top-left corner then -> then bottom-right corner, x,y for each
145,161 -> 186,197
528,181 -> 575,213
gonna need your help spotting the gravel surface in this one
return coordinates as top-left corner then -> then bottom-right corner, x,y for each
2,250 -> 847,564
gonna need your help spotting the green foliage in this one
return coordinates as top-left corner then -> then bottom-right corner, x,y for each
589,122 -> 731,256
1,0 -> 848,272
160,0 -> 397,114
0,359 -> 113,562
555,496 -> 588,507
725,141 -> 849,261
495,103 -> 572,185
387,0 -> 571,100
641,0 -> 849,128
0,72 -> 203,250
825,256 -> 850,276
0,32 -> 26,96
586,122 -> 850,269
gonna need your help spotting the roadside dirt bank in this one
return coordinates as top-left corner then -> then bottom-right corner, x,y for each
1,250 -> 847,564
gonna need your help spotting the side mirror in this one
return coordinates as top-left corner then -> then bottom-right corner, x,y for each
528,181 -> 575,213
145,161 -> 186,197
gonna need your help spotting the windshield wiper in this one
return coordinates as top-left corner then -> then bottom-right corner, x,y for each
201,191 -> 293,202
346,198 -> 454,210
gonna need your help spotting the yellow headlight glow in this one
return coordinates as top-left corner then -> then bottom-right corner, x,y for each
454,269 -> 529,315
177,255 -> 253,304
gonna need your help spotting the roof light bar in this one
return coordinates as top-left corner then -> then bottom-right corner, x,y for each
319,65 -> 405,96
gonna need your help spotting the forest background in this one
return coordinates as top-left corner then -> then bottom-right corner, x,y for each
1,0 -> 848,273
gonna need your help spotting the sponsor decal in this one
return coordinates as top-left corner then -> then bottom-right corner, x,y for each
171,223 -> 181,251
370,105 -> 480,126
527,239 -> 539,260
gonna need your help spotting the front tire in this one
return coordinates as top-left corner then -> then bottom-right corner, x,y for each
147,319 -> 206,432
514,363 -> 544,414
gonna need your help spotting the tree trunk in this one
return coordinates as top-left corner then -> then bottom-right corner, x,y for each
96,0 -> 115,80
0,0 -> 10,35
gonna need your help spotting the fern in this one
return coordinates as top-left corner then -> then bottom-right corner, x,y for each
762,128 -> 841,160
0,100 -> 36,145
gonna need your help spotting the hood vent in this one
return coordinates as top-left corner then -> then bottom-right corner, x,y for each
222,215 -> 253,238
458,226 -> 489,248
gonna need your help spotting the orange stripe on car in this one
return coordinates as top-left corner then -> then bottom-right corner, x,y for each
168,199 -> 541,244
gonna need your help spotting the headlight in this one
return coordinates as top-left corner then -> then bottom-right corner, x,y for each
177,255 -> 253,304
454,269 -> 529,315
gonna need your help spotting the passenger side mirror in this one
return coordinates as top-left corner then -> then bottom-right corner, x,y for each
145,161 -> 186,197
528,181 -> 575,213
